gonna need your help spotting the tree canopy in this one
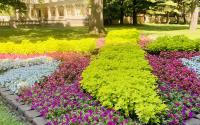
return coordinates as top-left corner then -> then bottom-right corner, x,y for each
0,0 -> 26,13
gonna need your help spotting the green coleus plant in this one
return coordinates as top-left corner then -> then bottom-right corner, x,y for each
81,43 -> 167,124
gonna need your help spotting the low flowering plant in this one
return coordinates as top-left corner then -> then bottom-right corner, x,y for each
147,51 -> 200,124
18,53 -> 137,124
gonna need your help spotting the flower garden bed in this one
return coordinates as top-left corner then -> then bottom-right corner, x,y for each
0,31 -> 200,125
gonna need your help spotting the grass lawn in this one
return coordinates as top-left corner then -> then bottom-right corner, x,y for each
0,101 -> 25,125
0,24 -> 199,43
0,26 -> 97,43
107,24 -> 200,39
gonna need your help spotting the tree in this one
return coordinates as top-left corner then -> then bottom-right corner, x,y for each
0,0 -> 26,13
89,0 -> 106,34
125,0 -> 157,25
0,0 -> 26,28
161,0 -> 178,24
103,0 -> 125,25
173,0 -> 188,24
189,0 -> 199,31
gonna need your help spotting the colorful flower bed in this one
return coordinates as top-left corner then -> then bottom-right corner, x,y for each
147,51 -> 200,124
1,31 -> 200,125
18,52 -> 137,124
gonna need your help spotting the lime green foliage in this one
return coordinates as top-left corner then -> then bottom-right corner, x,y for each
0,101 -> 25,125
81,43 -> 166,123
105,29 -> 140,45
0,27 -> 97,54
146,35 -> 200,53
0,38 -> 96,54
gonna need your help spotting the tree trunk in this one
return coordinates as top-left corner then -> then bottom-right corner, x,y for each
183,13 -> 187,24
120,8 -> 124,24
166,12 -> 170,24
132,0 -> 137,25
176,14 -> 179,24
119,0 -> 124,25
89,0 -> 106,34
132,10 -> 137,25
190,0 -> 199,31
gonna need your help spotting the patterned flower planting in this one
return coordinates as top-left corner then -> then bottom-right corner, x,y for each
147,51 -> 200,94
147,51 -> 200,124
2,50 -> 200,124
18,53 -> 137,125
0,57 -> 60,93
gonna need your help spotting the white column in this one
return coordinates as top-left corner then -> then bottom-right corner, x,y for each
64,5 -> 67,18
55,6 -> 59,20
48,7 -> 51,20
28,6 -> 32,20
63,5 -> 68,27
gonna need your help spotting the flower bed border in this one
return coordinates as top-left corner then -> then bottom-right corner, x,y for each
0,85 -> 48,125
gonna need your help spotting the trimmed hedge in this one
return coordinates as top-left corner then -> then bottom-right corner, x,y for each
81,43 -> 166,123
146,35 -> 200,53
105,29 -> 140,45
0,38 -> 96,54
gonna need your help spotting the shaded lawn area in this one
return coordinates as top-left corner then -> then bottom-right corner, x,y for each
0,24 -> 200,43
107,24 -> 200,39
0,26 -> 97,43
0,101 -> 25,125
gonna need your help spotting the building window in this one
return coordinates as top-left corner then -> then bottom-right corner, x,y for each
75,5 -> 81,16
51,7 -> 56,16
66,5 -> 75,16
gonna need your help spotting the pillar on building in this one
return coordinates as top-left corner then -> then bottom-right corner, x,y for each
64,5 -> 67,18
55,6 -> 59,20
47,7 -> 51,20
63,5 -> 68,27
28,6 -> 32,20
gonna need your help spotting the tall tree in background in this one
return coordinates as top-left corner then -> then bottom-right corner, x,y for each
174,0 -> 191,24
0,0 -> 26,13
189,0 -> 199,31
125,0 -> 157,25
119,0 -> 125,24
0,0 -> 26,28
104,0 -> 125,25
160,0 -> 178,24
89,0 -> 106,34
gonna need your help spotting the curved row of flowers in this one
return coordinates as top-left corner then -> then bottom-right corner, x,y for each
147,51 -> 200,124
17,52 -> 137,125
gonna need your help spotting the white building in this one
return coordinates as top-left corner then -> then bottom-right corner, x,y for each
24,0 -> 89,26
0,16 -> 10,21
